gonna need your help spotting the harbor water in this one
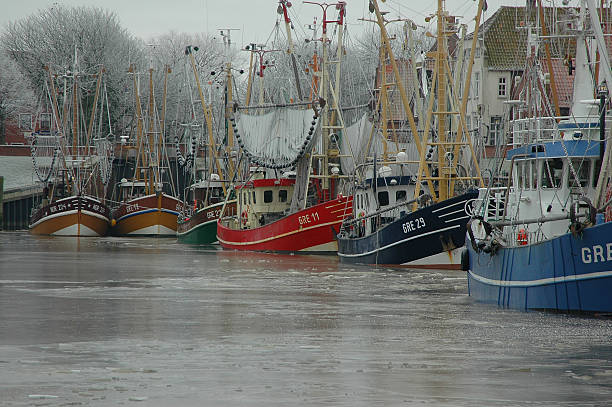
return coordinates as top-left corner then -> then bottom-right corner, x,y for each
0,231 -> 611,406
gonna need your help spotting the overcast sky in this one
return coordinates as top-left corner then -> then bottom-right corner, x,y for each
0,0 -> 514,46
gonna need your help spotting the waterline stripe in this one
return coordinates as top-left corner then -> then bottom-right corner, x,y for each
467,269 -> 612,287
218,220 -> 341,246
338,224 -> 460,258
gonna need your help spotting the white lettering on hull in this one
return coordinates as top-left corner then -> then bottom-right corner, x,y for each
581,243 -> 612,263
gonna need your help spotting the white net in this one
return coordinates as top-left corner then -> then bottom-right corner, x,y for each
29,133 -> 61,183
232,107 -> 320,169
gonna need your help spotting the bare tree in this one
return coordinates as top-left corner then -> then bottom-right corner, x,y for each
0,51 -> 35,143
2,4 -> 146,137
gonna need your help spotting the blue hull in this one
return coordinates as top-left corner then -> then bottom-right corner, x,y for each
338,191 -> 478,265
466,221 -> 612,312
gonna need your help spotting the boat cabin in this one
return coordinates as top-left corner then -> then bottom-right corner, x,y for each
479,138 -> 601,245
235,173 -> 296,229
117,179 -> 163,202
353,171 -> 415,236
187,176 -> 226,210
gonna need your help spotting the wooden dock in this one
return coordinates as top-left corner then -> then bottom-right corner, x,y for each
1,180 -> 42,231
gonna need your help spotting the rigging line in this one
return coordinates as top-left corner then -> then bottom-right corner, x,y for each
384,0 -> 429,19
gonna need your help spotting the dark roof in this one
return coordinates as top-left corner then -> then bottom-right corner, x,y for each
469,6 -> 577,70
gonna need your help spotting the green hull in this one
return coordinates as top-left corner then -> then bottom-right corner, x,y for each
177,218 -> 218,244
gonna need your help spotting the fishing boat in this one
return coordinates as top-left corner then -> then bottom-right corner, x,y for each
464,0 -> 612,312
336,0 -> 484,268
176,43 -> 237,244
217,1 -> 353,252
29,60 -> 113,236
111,63 -> 184,236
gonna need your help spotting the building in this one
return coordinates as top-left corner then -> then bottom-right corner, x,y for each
460,5 -> 581,174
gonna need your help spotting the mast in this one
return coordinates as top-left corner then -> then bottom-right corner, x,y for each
279,0 -> 304,101
244,42 -> 257,109
146,65 -> 157,195
536,0 -> 561,117
128,64 -> 145,197
185,45 -> 226,195
304,1 -> 346,194
220,29 -> 239,181
369,0 -> 435,197
413,0 -> 484,201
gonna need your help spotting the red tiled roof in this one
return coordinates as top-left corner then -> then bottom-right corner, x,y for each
541,58 -> 574,109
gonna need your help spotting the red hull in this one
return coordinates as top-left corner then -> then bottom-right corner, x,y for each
217,196 -> 353,252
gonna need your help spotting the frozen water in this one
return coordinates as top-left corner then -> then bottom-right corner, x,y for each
0,231 -> 611,406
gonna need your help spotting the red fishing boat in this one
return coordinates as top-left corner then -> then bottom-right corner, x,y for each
217,177 -> 352,252
217,1 -> 352,253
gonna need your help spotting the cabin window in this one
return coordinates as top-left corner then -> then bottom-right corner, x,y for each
569,159 -> 591,188
594,159 -> 602,188
396,190 -> 407,202
532,161 -> 539,189
279,189 -> 287,202
516,161 -> 525,189
264,190 -> 273,203
378,191 -> 389,206
541,158 -> 563,189
252,191 -> 256,204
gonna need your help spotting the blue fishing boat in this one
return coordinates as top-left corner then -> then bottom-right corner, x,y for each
464,0 -> 612,312
337,0 -> 485,268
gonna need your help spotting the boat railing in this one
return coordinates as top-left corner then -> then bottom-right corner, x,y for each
509,115 -> 606,146
473,187 -> 508,221
341,195 -> 428,231
502,227 -> 547,248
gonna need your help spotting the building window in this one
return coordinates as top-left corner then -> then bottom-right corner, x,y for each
498,77 -> 507,97
19,113 -> 32,131
489,116 -> 503,146
40,113 -> 52,132
264,190 -> 273,203
473,72 -> 480,99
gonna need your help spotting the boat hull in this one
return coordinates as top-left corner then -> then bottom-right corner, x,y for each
217,196 -> 353,253
29,195 -> 111,236
112,193 -> 183,236
177,201 -> 237,244
466,221 -> 612,313
337,191 -> 478,268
